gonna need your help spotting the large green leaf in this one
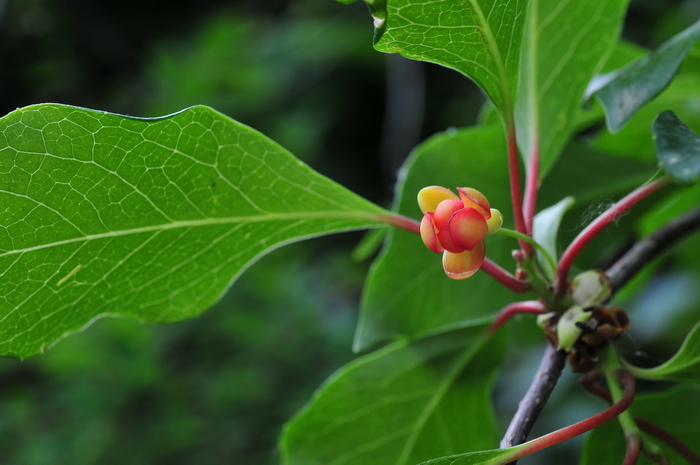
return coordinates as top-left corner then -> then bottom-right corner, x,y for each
0,104 -> 386,358
515,0 -> 629,176
581,385 -> 700,465
593,18 -> 700,133
367,0 -> 527,117
356,124 -> 655,352
418,448 -> 520,465
281,324 -> 504,465
652,110 -> 700,184
625,321 -> 700,383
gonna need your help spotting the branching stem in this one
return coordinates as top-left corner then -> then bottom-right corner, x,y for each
488,300 -> 545,334
554,178 -> 669,296
481,259 -> 531,293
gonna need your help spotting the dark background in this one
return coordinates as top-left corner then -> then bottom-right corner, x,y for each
0,0 -> 694,464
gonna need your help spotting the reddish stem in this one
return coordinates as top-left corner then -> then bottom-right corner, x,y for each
554,178 -> 669,297
480,258 -> 530,294
507,371 -> 635,462
506,125 -> 534,256
624,435 -> 641,465
376,213 -> 421,235
581,371 -> 700,465
523,141 -> 539,237
488,300 -> 545,334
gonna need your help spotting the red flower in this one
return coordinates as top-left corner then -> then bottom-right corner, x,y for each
418,186 -> 502,279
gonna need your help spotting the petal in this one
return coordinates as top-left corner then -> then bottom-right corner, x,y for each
417,186 -> 458,214
486,208 -> 503,235
437,225 -> 463,253
433,199 -> 464,229
442,242 -> 485,280
457,187 -> 491,219
420,213 -> 443,253
449,208 -> 488,250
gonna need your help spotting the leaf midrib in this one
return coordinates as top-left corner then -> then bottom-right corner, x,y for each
0,210 -> 382,258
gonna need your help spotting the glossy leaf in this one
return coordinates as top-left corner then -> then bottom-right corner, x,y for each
653,110 -> 700,184
593,18 -> 700,133
581,385 -> 700,465
515,0 -> 630,176
626,321 -> 700,383
532,197 -> 575,280
281,324 -> 504,465
0,104 -> 386,358
418,447 -> 521,465
367,0 -> 527,116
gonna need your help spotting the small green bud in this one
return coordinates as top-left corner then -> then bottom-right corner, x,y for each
557,305 -> 592,351
571,269 -> 611,308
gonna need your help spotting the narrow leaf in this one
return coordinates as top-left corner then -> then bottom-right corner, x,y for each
515,0 -> 630,176
626,321 -> 700,383
533,197 -> 575,280
418,447 -> 521,465
594,18 -> 700,133
367,0 -> 528,117
281,325 -> 504,465
652,110 -> 700,184
0,104 -> 385,358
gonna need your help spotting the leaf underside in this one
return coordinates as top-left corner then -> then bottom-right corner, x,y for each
652,110 -> 700,184
0,104 -> 384,358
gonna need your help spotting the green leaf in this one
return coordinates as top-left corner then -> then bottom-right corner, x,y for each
593,18 -> 700,133
0,104 -> 385,358
581,385 -> 700,465
515,0 -> 630,176
532,197 -> 575,280
367,0 -> 528,117
281,324 -> 504,465
652,110 -> 700,184
625,321 -> 700,383
418,447 -> 521,465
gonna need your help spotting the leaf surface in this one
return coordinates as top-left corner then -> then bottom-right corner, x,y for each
593,18 -> 700,133
515,0 -> 630,175
626,321 -> 700,383
368,0 -> 527,116
532,197 -> 574,280
653,110 -> 700,184
0,104 -> 385,358
281,324 -> 504,465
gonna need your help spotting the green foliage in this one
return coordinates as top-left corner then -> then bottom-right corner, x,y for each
4,1 -> 700,464
282,324 -> 504,465
593,18 -> 700,132
0,104 -> 384,358
368,0 -> 527,117
653,110 -> 700,184
626,321 -> 700,382
515,0 -> 629,175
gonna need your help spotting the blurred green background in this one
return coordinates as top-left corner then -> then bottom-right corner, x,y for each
0,0 -> 698,464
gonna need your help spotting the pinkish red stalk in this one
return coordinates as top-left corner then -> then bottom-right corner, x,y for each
481,259 -> 531,294
623,435 -> 641,465
554,178 -> 669,297
376,213 -> 421,235
508,371 -> 635,463
523,142 -> 539,237
488,300 -> 545,334
506,126 -> 534,257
